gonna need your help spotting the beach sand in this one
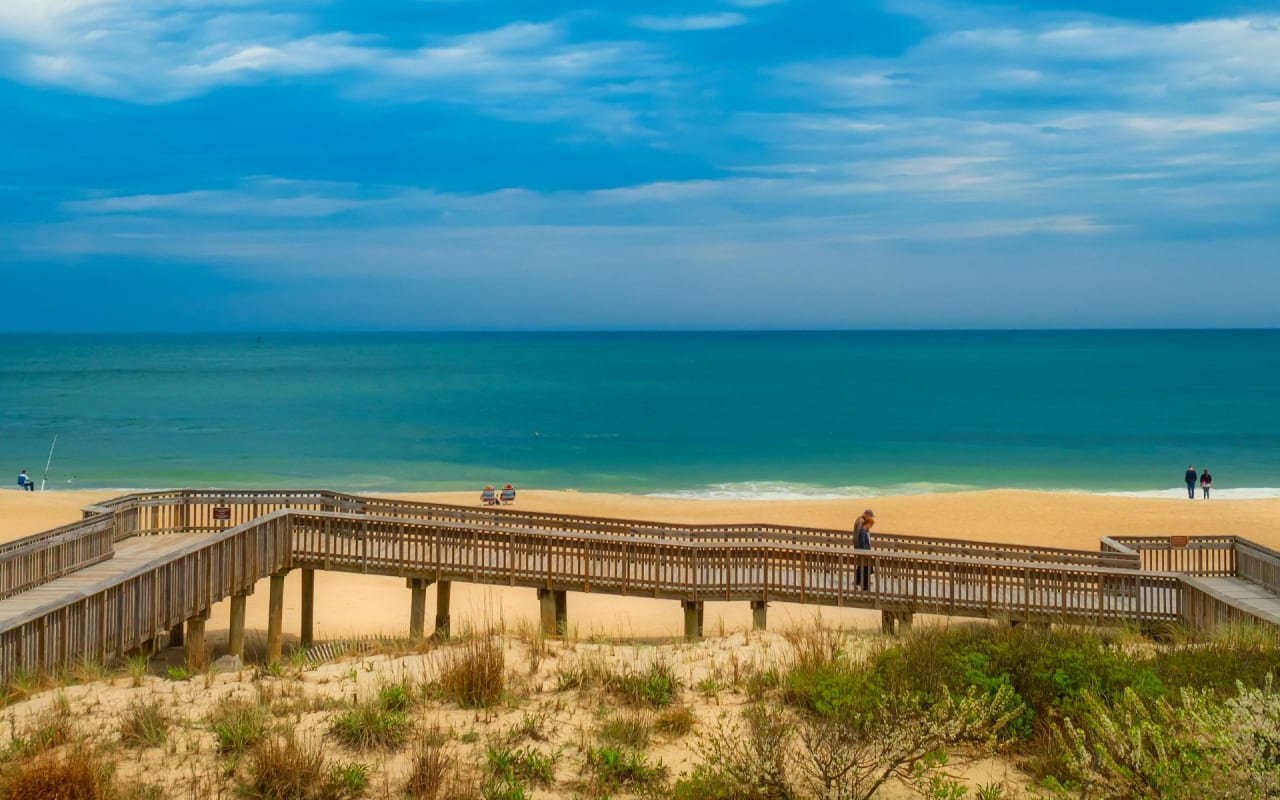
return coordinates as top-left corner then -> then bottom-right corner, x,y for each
5,488 -> 1279,641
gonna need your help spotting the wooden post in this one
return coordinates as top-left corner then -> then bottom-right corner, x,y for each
682,600 -> 704,640
185,611 -> 209,672
538,588 -> 556,637
554,590 -> 568,637
300,569 -> 315,649
267,570 -> 287,665
228,592 -> 248,659
881,611 -> 896,635
750,600 -> 768,631
434,580 -> 452,640
408,578 -> 431,641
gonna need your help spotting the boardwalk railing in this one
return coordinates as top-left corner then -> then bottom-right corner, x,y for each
1103,535 -> 1237,576
102,490 -> 1139,569
0,516 -> 117,601
287,510 -> 1181,623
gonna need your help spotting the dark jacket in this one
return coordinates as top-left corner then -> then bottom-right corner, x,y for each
854,520 -> 872,550
1185,469 -> 1197,485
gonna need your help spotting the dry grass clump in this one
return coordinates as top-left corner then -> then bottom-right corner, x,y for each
118,698 -> 171,749
654,704 -> 696,737
598,711 -> 652,749
555,653 -> 682,708
403,734 -> 480,800
436,633 -> 505,709
0,743 -> 117,800
238,732 -> 365,800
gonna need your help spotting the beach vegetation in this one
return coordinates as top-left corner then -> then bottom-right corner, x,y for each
598,710 -> 652,748
328,693 -> 412,751
1,668 -> 47,706
436,632 -> 506,709
124,654 -> 151,687
0,742 -> 118,800
486,743 -> 559,787
1048,675 -> 1280,800
676,683 -> 1019,800
237,732 -> 362,800
613,659 -> 680,708
654,704 -> 696,737
505,707 -> 554,744
7,693 -> 75,759
118,697 -> 171,749
207,696 -> 270,756
582,745 -> 667,792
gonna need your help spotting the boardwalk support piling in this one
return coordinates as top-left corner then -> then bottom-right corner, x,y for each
683,600 -> 704,640
267,570 -> 288,665
751,600 -> 768,631
434,580 -> 452,640
301,569 -> 315,649
168,623 -> 183,648
538,588 -> 567,637
185,611 -> 209,672
881,610 -> 913,636
408,578 -> 430,641
228,591 -> 249,659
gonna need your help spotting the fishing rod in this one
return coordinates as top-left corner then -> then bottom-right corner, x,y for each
40,434 -> 57,492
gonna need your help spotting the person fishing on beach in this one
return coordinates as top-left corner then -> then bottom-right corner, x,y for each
17,470 -> 34,492
854,509 -> 875,590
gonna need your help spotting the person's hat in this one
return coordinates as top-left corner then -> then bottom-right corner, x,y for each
504,484 -> 513,489
862,509 -> 875,518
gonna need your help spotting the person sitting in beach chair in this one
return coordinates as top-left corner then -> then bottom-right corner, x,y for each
500,484 -> 516,504
480,485 -> 499,506
17,470 -> 35,492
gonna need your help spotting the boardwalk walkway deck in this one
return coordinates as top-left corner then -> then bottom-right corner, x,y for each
2,490 -> 1279,681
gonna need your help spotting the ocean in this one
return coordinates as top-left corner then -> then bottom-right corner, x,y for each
1,330 -> 1277,498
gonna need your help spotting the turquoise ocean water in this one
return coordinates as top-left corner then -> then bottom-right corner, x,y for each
1,330 -> 1277,497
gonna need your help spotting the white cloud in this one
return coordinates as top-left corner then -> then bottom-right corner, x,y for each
630,13 -> 748,32
0,3 -> 669,132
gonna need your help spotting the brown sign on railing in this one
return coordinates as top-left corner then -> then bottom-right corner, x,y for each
1169,535 -> 1189,548
212,507 -> 232,521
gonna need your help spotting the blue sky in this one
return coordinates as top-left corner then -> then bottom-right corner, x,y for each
2,0 -> 1278,331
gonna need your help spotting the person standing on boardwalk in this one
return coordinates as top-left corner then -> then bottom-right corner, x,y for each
1185,464 -> 1197,499
1200,468 -> 1213,499
854,509 -> 875,590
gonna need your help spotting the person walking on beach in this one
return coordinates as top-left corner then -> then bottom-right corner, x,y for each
1185,464 -> 1197,499
1200,468 -> 1213,499
17,470 -> 34,491
854,509 -> 875,590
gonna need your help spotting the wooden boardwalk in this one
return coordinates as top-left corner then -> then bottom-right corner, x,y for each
2,489 -> 1279,682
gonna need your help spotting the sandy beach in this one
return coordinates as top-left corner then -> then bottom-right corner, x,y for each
5,488 -> 1279,643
